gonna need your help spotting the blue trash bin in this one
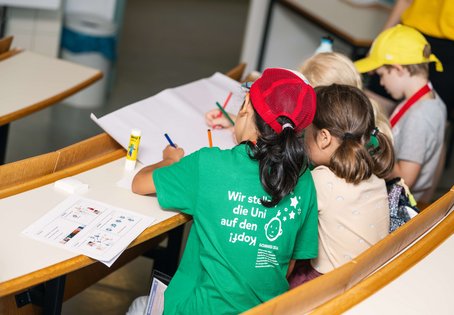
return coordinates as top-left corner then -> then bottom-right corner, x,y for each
61,13 -> 117,108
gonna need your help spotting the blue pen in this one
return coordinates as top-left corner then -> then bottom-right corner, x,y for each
164,133 -> 176,148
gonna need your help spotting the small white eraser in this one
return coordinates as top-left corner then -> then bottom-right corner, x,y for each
54,178 -> 89,194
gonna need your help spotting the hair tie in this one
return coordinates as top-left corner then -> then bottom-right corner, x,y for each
282,123 -> 294,130
366,127 -> 380,153
343,132 -> 355,140
241,81 -> 253,91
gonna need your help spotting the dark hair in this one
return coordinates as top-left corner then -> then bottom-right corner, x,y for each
247,108 -> 309,208
313,84 -> 394,184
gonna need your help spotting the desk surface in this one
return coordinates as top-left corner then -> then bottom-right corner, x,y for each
0,157 -> 186,297
345,234 -> 454,314
0,50 -> 102,125
281,0 -> 389,46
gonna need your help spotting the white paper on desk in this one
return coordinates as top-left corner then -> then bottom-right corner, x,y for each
116,164 -> 145,190
22,195 -> 155,264
91,72 -> 243,166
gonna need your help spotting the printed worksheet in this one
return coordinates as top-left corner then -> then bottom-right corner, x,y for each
23,195 -> 155,265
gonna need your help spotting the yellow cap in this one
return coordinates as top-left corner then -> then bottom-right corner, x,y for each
354,24 -> 443,73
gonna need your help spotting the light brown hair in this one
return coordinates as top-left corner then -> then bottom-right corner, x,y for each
312,84 -> 394,183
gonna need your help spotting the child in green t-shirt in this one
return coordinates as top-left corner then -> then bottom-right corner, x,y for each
132,68 -> 319,314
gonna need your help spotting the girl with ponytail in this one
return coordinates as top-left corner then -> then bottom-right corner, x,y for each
132,68 -> 319,314
289,84 -> 395,288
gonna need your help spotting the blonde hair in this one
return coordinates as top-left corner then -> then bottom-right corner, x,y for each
299,52 -> 363,88
370,98 -> 394,145
300,52 -> 393,143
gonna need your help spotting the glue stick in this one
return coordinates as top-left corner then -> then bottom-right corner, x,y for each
125,129 -> 141,171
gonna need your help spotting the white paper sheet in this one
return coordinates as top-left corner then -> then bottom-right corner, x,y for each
22,195 -> 155,265
91,72 -> 244,166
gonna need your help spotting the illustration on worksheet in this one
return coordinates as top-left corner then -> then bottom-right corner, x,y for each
61,199 -> 105,225
83,231 -> 119,251
22,195 -> 155,265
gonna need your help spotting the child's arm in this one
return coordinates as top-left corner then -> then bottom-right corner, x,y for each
205,109 -> 236,129
382,0 -> 413,30
132,145 -> 184,195
389,160 -> 421,189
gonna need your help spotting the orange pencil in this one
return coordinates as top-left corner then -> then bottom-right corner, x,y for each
207,129 -> 213,148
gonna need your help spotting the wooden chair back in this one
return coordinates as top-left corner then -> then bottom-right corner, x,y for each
243,186 -> 454,315
0,133 -> 124,198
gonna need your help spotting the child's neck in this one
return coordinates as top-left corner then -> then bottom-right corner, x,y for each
404,76 -> 432,101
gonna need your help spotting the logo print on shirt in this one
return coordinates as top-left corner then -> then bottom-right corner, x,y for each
264,211 -> 283,241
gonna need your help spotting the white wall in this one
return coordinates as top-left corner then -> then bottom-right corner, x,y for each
239,0 -> 270,76
0,0 -> 60,10
5,7 -> 62,57
240,1 -> 353,74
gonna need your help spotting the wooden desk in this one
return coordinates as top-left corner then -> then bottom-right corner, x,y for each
0,64 -> 245,315
0,50 -> 102,164
257,0 -> 389,70
0,135 -> 191,315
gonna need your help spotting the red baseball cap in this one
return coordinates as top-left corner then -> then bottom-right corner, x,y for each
249,68 -> 316,134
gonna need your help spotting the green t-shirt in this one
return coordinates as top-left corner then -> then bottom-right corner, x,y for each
153,144 -> 318,315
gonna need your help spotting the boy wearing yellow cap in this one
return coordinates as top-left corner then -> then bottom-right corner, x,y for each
355,24 -> 446,203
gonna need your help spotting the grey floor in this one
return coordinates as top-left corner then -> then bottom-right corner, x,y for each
4,0 -> 453,314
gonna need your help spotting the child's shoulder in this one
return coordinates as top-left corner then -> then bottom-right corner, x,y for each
408,95 -> 446,123
311,165 -> 337,179
413,93 -> 446,113
194,144 -> 251,164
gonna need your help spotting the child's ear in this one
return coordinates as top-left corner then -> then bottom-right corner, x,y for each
239,94 -> 253,116
318,128 -> 333,150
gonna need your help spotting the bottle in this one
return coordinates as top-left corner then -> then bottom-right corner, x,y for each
314,36 -> 333,54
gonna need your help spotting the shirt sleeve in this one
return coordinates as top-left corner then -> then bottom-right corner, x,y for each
394,108 -> 430,165
152,150 -> 200,216
292,171 -> 319,259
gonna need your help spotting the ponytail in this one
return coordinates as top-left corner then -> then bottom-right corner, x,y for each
370,131 -> 395,179
329,129 -> 394,184
247,112 -> 309,208
330,135 -> 373,184
314,84 -> 395,183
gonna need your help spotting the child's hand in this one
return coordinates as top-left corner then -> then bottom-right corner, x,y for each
163,145 -> 184,163
205,109 -> 236,129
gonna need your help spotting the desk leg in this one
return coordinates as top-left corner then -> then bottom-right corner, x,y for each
0,6 -> 6,38
15,275 -> 66,315
43,276 -> 66,315
256,0 -> 277,71
0,123 -> 10,164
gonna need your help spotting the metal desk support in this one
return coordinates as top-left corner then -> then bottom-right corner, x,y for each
15,276 -> 66,315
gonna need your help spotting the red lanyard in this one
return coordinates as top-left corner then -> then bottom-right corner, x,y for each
390,84 -> 431,128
